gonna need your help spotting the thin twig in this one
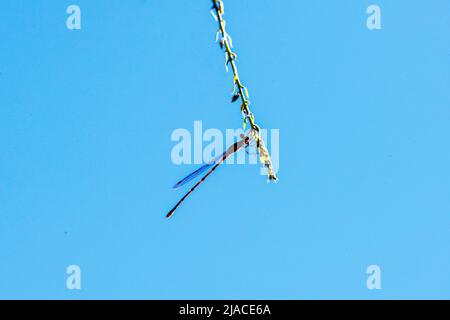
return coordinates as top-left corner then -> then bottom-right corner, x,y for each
211,0 -> 278,181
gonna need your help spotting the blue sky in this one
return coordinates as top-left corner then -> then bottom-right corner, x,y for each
0,0 -> 449,299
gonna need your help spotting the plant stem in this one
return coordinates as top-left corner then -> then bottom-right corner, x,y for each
211,0 -> 278,181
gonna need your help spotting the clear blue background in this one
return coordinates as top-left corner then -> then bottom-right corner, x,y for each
1,0 -> 449,299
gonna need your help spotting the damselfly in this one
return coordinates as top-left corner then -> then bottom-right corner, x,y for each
166,134 -> 251,219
